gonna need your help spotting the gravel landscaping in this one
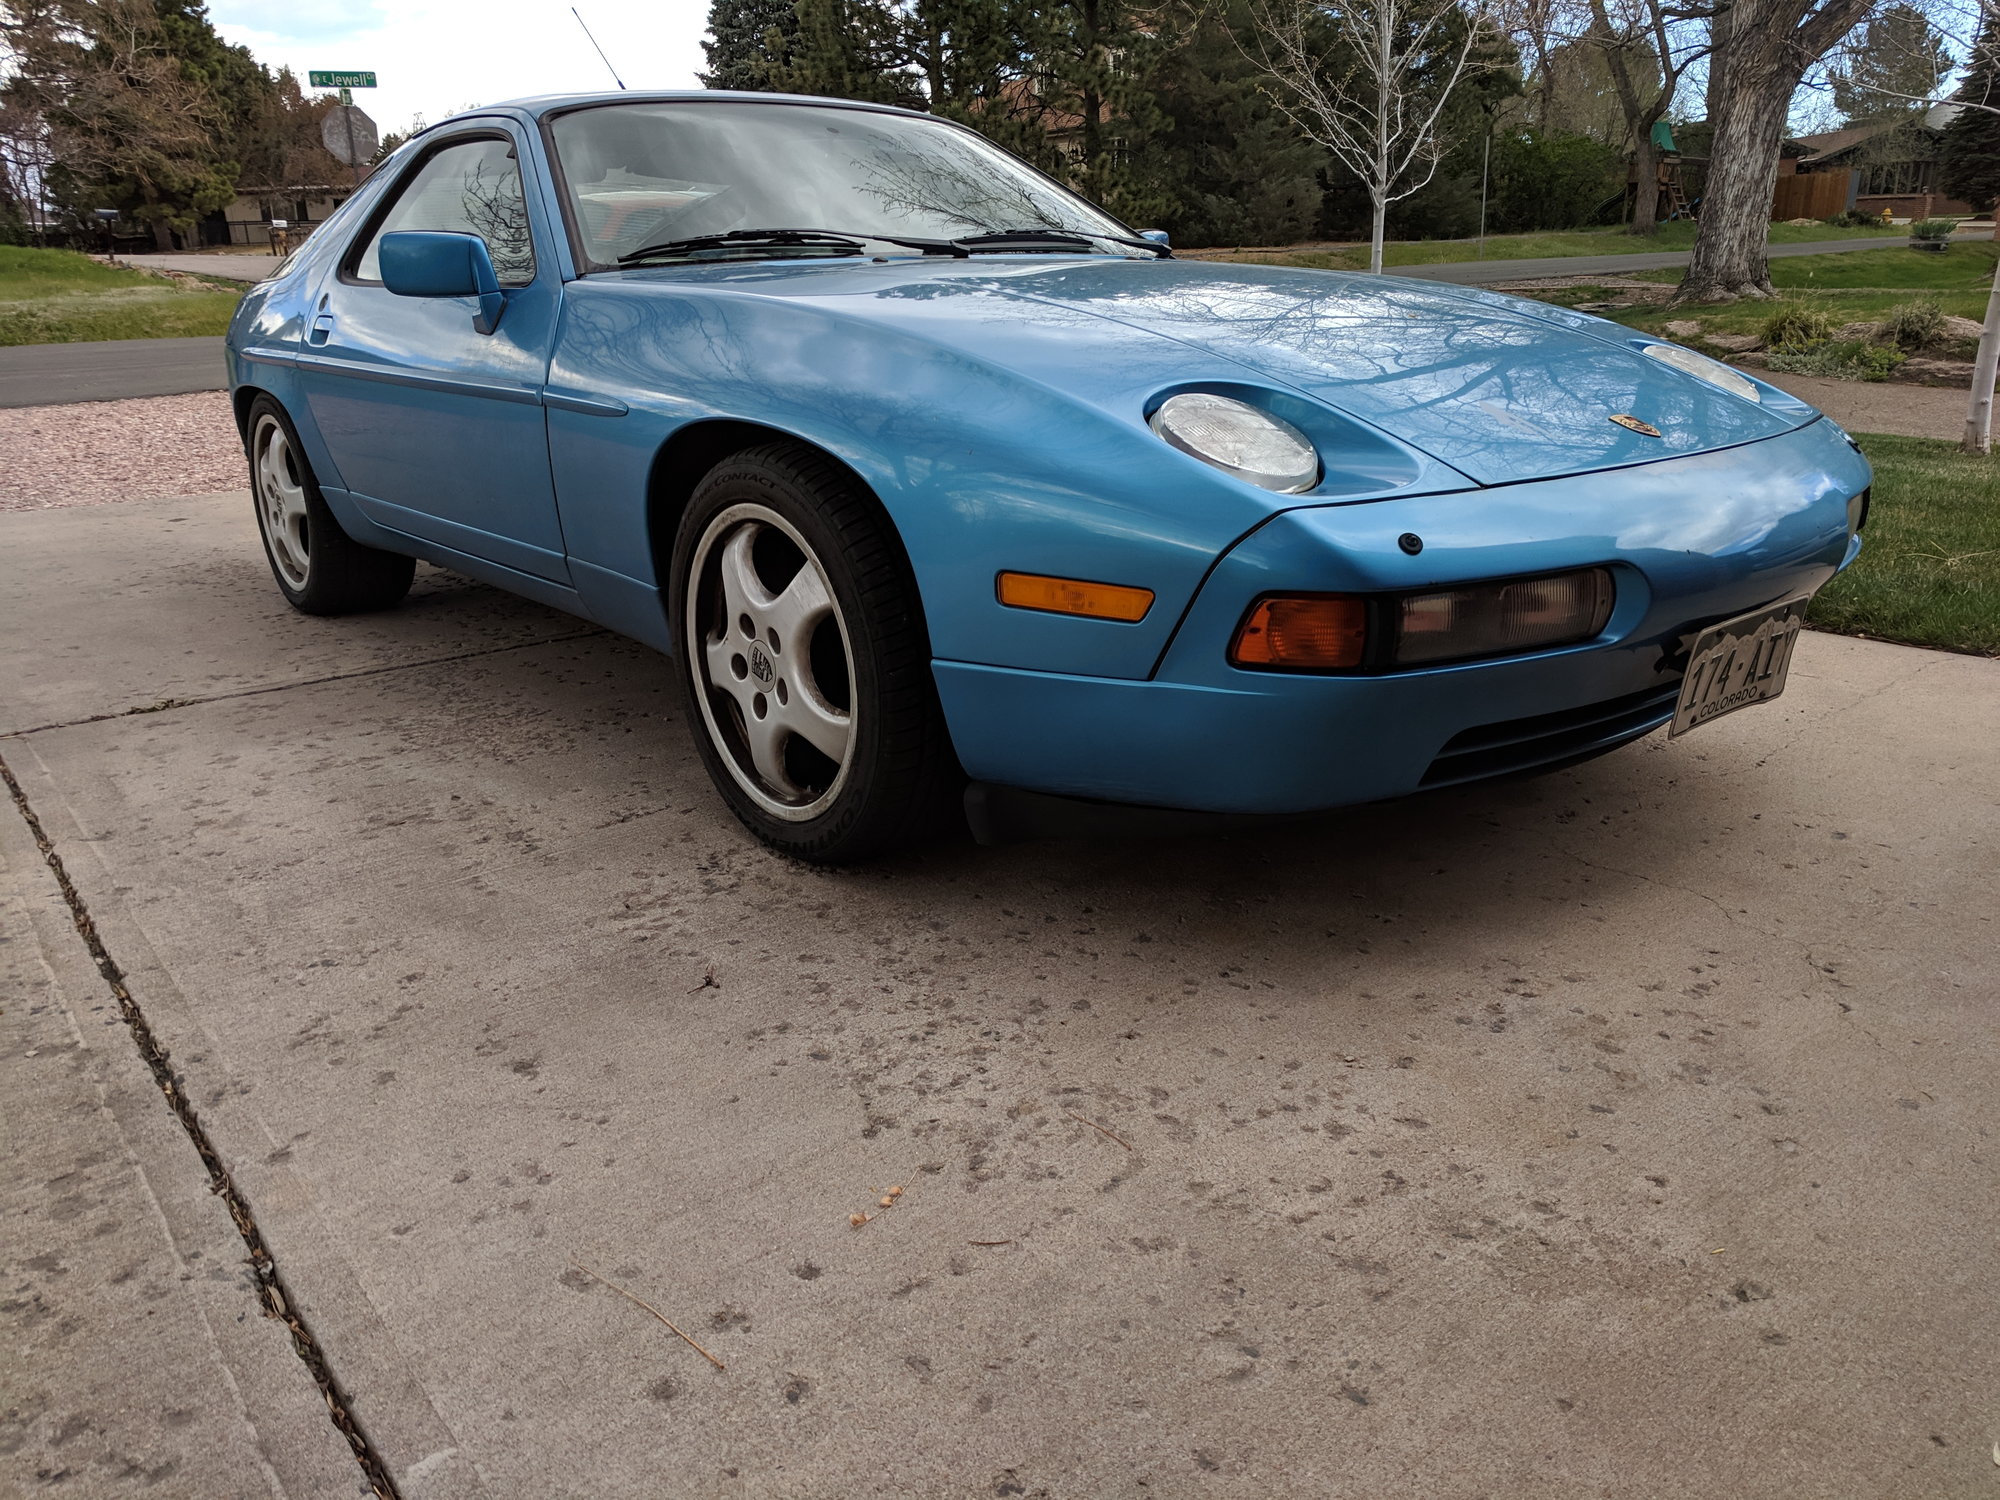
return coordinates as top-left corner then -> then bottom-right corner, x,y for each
0,390 -> 243,511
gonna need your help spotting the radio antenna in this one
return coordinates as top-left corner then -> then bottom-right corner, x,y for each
571,8 -> 627,89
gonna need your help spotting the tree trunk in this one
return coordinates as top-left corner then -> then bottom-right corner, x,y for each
1705,1 -> 1734,120
1079,0 -> 1102,173
1630,133 -> 1660,235
1964,257 -> 2000,454
1370,5 -> 1389,275
923,16 -> 944,109
1674,69 -> 1789,301
150,220 -> 173,251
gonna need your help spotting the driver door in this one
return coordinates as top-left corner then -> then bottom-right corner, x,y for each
298,128 -> 570,584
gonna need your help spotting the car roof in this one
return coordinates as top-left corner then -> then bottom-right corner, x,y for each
476,90 -> 929,123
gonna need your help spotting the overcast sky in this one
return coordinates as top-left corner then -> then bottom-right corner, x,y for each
208,0 -> 711,139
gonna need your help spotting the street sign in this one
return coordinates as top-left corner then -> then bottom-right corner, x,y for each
322,105 -> 380,168
309,71 -> 376,88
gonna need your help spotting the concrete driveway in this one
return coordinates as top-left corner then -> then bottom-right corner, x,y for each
3,492 -> 1996,1499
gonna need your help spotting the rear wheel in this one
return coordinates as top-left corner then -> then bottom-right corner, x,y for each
245,395 -> 413,615
670,443 -> 957,862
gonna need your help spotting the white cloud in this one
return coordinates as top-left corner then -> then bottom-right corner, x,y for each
212,0 -> 709,142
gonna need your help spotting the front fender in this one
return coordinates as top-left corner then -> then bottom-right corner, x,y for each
544,275 -> 1454,677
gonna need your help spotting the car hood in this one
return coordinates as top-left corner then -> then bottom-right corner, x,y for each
628,257 -> 1815,488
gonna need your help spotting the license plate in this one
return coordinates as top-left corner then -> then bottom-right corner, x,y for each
1669,597 -> 1811,737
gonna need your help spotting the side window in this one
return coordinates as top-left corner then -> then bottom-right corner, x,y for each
354,137 -> 537,287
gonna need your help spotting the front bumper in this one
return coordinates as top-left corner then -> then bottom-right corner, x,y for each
934,419 -> 1869,814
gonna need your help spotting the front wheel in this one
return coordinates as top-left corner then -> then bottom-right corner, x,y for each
670,443 -> 958,863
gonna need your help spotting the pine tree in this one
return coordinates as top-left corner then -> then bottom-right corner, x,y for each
766,0 -> 921,106
700,0 -> 802,91
1940,14 -> 2000,214
1827,3 -> 1953,124
1136,0 -> 1325,246
9,0 -> 281,245
1016,0 -> 1172,223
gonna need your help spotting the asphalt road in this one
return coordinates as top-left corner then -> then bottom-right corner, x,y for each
0,336 -> 228,408
3,491 -> 1995,1498
1383,232 -> 1936,285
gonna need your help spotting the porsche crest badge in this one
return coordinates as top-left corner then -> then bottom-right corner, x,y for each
1610,414 -> 1663,437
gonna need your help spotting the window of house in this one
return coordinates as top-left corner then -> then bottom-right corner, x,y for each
1860,159 -> 1935,196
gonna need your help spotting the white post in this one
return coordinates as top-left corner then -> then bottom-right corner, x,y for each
1964,256 -> 2000,456
1477,125 -> 1491,260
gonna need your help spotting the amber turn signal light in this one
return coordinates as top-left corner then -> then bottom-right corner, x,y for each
997,571 -> 1154,623
1230,595 -> 1368,670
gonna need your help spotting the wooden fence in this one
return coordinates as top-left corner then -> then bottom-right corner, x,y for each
1772,170 -> 1854,221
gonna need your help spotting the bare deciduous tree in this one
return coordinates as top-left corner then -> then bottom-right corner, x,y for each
3,0 -> 231,243
1675,0 -> 1883,302
1241,0 -> 1501,272
1585,0 -> 1711,234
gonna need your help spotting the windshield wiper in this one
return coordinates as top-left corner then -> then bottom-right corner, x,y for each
955,227 -> 1171,257
617,228 -> 968,265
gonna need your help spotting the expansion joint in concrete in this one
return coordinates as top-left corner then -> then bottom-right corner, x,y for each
2,626 -> 611,738
0,746 -> 406,1500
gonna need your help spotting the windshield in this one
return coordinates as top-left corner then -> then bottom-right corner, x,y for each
548,100 -> 1135,267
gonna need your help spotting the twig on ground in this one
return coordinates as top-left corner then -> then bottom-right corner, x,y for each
968,1239 -> 1015,1246
1065,1109 -> 1134,1151
569,1259 -> 725,1370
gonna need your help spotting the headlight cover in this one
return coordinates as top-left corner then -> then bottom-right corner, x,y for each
1641,341 -> 1760,403
1150,393 -> 1319,493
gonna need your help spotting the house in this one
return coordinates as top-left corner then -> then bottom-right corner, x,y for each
1790,104 -> 1974,221
197,184 -> 353,249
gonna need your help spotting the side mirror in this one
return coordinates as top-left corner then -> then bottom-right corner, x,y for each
1138,228 -> 1171,247
377,231 -> 506,334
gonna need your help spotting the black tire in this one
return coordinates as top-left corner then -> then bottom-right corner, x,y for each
669,442 -> 960,863
243,394 -> 414,615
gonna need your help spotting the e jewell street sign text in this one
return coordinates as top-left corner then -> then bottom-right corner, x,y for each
309,71 -> 377,88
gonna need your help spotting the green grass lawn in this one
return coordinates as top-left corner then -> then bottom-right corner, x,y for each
0,245 -> 242,346
1200,220 -> 1910,270
1811,434 -> 2000,656
1521,241 -> 2000,344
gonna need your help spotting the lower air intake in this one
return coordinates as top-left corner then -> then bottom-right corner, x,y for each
1420,682 -> 1682,788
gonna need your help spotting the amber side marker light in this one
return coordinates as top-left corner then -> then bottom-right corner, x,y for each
1231,595 -> 1368,670
997,571 -> 1154,623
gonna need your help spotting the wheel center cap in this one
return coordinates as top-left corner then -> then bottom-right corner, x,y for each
748,642 -> 775,686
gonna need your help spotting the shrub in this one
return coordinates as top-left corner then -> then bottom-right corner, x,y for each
1764,340 -> 1907,381
1908,217 -> 1958,241
1827,208 -> 1884,228
1761,302 -> 1836,351
1881,295 -> 1948,350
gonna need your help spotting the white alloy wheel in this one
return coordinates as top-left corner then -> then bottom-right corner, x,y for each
252,413 -> 311,589
685,502 -> 857,821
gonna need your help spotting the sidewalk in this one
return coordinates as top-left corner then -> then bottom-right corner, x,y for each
118,252 -> 286,283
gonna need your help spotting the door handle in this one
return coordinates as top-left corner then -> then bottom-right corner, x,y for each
309,314 -> 334,346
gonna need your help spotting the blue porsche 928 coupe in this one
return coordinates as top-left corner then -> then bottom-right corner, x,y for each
225,91 -> 1871,862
